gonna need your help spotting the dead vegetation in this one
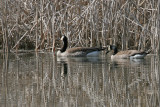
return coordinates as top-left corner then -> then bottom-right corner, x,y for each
0,0 -> 160,54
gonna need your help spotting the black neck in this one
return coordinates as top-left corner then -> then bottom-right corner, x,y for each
60,36 -> 68,52
113,48 -> 118,55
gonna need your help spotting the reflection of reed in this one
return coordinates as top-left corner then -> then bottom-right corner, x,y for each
1,53 -> 9,107
0,53 -> 159,106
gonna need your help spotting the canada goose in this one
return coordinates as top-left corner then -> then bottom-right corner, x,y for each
108,45 -> 150,59
57,35 -> 105,57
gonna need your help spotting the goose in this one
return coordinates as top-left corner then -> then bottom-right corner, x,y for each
108,45 -> 151,59
57,35 -> 105,57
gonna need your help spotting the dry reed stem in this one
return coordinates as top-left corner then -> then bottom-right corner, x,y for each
0,0 -> 159,53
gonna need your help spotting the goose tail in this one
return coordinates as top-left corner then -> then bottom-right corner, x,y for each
101,46 -> 110,54
145,48 -> 152,54
101,46 -> 107,50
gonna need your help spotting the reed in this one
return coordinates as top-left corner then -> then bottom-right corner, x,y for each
0,0 -> 159,53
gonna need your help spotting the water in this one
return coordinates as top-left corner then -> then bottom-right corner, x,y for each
0,52 -> 159,107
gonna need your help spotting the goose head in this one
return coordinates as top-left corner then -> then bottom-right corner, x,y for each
57,35 -> 68,57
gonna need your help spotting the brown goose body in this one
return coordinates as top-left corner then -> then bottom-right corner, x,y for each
57,36 -> 105,57
109,45 -> 150,59
57,47 -> 104,57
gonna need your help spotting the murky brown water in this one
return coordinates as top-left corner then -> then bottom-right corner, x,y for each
0,52 -> 159,107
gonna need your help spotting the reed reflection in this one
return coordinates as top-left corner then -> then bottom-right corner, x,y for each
0,53 -> 159,107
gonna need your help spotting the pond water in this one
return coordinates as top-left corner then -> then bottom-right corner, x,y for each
0,52 -> 159,107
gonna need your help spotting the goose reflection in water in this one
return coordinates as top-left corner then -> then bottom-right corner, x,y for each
57,56 -> 103,77
57,56 -> 102,63
61,62 -> 68,76
110,58 -> 146,68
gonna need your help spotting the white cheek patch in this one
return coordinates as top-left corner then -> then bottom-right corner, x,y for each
61,36 -> 64,40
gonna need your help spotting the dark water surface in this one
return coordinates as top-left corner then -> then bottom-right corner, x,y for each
0,52 -> 159,107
